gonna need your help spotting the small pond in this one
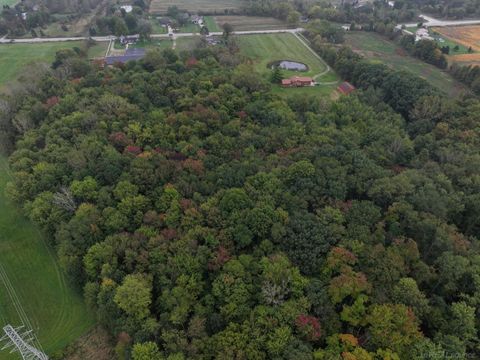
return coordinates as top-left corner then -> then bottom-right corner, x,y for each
269,60 -> 309,71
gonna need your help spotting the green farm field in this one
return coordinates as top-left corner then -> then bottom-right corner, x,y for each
179,22 -> 200,33
0,41 -> 108,86
149,0 -> 244,14
237,33 -> 339,96
345,31 -> 467,97
0,0 -> 17,6
204,16 -> 221,32
0,156 -> 94,359
214,16 -> 287,31
176,36 -> 202,51
238,33 -> 327,77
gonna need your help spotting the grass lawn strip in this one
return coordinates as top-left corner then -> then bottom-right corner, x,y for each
0,41 -> 108,86
344,31 -> 467,97
203,16 -> 221,33
149,0 -> 243,13
0,156 -> 94,359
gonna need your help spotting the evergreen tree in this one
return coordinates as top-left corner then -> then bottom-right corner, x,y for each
270,66 -> 283,84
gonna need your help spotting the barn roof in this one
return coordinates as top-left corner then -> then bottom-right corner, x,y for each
337,81 -> 355,95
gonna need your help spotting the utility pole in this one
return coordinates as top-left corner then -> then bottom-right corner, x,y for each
0,325 -> 48,360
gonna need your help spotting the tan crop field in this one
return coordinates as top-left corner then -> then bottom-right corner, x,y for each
149,0 -> 244,14
448,53 -> 480,66
214,16 -> 287,31
432,26 -> 480,65
432,26 -> 480,51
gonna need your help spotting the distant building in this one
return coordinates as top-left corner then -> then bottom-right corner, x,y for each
119,34 -> 140,45
388,1 -> 395,7
337,81 -> 355,95
342,24 -> 351,31
120,5 -> 133,13
105,48 -> 146,65
281,76 -> 314,87
415,27 -> 434,42
205,36 -> 219,45
191,15 -> 203,25
158,17 -> 171,26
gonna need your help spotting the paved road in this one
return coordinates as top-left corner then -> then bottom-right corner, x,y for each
0,28 -> 305,44
399,14 -> 480,28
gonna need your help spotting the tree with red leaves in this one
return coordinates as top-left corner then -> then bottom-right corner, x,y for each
295,314 -> 322,341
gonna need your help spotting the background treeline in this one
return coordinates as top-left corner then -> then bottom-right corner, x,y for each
0,0 -> 98,37
93,0 -> 150,37
398,0 -> 480,19
0,0 -> 149,37
1,39 -> 480,360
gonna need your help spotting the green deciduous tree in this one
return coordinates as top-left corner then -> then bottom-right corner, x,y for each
114,274 -> 152,320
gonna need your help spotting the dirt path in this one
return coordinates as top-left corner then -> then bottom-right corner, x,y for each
293,32 -> 338,85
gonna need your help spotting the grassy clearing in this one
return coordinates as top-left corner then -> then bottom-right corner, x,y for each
0,0 -> 17,6
317,71 -> 339,82
0,41 -> 108,86
148,18 -> 168,34
179,22 -> 200,33
88,42 -> 109,57
176,36 -> 202,52
237,33 -> 327,77
405,26 -> 418,34
272,83 -> 338,97
345,31 -> 467,97
237,33 -> 337,96
0,156 -> 94,360
129,39 -> 172,50
149,0 -> 244,14
214,16 -> 287,31
204,16 -> 221,32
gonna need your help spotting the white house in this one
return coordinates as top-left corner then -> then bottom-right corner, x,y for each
120,5 -> 133,13
191,15 -> 203,26
388,1 -> 395,7
415,27 -> 434,42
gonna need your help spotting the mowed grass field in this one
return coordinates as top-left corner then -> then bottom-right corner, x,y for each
204,16 -> 221,32
0,0 -> 17,6
0,41 -> 108,85
149,0 -> 244,14
214,16 -> 287,31
345,31 -> 467,97
237,33 -> 339,96
0,156 -> 94,360
238,33 -> 327,77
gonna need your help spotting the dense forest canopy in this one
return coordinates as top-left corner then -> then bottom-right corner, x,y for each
1,40 -> 480,360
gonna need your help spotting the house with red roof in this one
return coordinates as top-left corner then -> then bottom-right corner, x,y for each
281,76 -> 315,87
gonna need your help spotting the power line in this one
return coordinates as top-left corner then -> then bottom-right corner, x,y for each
0,325 -> 48,360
